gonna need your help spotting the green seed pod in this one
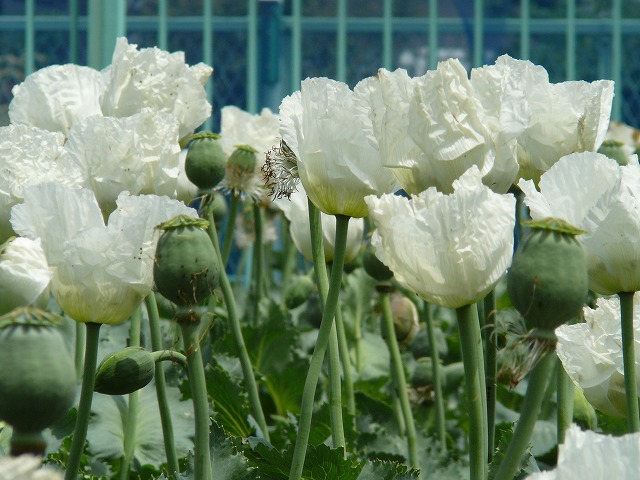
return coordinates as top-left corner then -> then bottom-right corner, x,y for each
410,326 -> 449,360
362,244 -> 393,282
508,218 -> 588,333
303,292 -> 323,329
284,274 -> 315,310
411,357 -> 436,388
94,347 -> 156,395
185,132 -> 227,190
411,358 -> 464,393
0,308 -> 76,438
154,215 -> 221,308
597,139 -> 629,166
209,192 -> 228,224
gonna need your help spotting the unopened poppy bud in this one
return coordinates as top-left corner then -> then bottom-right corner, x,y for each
94,347 -> 155,395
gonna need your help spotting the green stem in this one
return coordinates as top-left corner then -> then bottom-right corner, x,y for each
493,351 -> 555,480
280,217 -> 297,308
288,208 -> 350,480
456,304 -> 487,480
221,192 -> 240,266
152,350 -> 188,369
335,304 -> 356,417
327,324 -> 345,449
179,321 -> 213,480
252,204 -> 264,325
483,290 -> 497,460
557,356 -> 575,444
120,308 -> 143,480
206,206 -> 270,441
423,301 -> 446,452
64,322 -> 102,480
145,294 -> 180,479
381,288 -> 418,468
391,390 -> 406,436
619,291 -> 640,432
75,322 -> 85,381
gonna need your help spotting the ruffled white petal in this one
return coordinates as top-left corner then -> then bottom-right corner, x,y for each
0,237 -> 52,314
65,110 -> 181,215
0,125 -> 85,242
9,64 -> 105,136
365,166 -> 515,308
219,106 -> 280,160
101,37 -> 212,139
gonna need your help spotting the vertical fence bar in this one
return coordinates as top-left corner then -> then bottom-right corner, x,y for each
519,0 -> 530,60
565,0 -> 576,80
429,0 -> 438,69
611,0 -> 622,121
247,0 -> 258,112
473,0 -> 484,67
382,0 -> 392,70
158,0 -> 168,50
291,0 -> 302,90
25,0 -> 35,75
203,0 -> 213,130
336,0 -> 347,82
69,0 -> 79,63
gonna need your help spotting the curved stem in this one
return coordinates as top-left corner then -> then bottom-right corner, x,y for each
619,291 -> 639,432
288,208 -> 350,480
179,321 -> 213,480
145,294 -> 180,479
64,322 -> 101,480
483,290 -> 497,460
221,192 -> 240,266
493,351 -> 555,480
423,301 -> 446,452
557,356 -> 574,444
251,204 -> 264,325
206,207 -> 270,441
456,304 -> 487,480
152,350 -> 188,369
327,324 -> 345,449
120,308 -> 143,480
335,304 -> 355,417
381,289 -> 418,468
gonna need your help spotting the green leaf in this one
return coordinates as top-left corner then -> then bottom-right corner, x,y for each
245,442 -> 363,480
357,459 -> 420,480
205,364 -> 252,438
87,385 -> 194,470
488,424 -> 531,480
209,422 -> 255,480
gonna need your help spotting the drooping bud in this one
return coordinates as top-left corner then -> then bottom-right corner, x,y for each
362,243 -> 393,282
94,347 -> 156,395
284,274 -> 315,310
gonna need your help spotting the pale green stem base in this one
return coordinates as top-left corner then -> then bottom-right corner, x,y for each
483,290 -> 497,460
288,210 -> 350,480
456,304 -> 487,480
423,301 -> 446,452
120,307 -> 143,480
619,291 -> 640,432
493,351 -> 555,480
557,356 -> 574,444
145,293 -> 180,479
64,322 -> 102,480
75,322 -> 85,381
206,206 -> 270,441
327,324 -> 345,449
179,321 -> 213,480
335,304 -> 355,417
381,289 -> 418,468
221,193 -> 240,266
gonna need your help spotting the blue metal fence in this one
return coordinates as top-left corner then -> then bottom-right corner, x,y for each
2,0 -> 639,129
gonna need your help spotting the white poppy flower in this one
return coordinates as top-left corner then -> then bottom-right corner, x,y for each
526,425 -> 640,479
65,110 -> 181,216
479,55 -> 613,184
274,183 -> 364,263
361,60 -> 526,195
0,237 -> 53,315
0,454 -> 62,480
219,106 -> 280,157
101,37 -> 212,139
365,166 -> 516,309
175,149 -> 199,205
276,77 -> 398,218
0,124 -> 85,243
519,152 -> 640,295
10,183 -> 197,325
556,294 -> 640,418
8,64 -> 105,136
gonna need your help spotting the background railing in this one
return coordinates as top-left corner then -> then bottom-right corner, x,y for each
1,0 -> 638,129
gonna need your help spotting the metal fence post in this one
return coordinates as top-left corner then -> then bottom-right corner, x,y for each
87,0 -> 126,69
259,0 -> 283,112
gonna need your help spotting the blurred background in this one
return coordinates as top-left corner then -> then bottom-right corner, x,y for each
0,0 -> 636,129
